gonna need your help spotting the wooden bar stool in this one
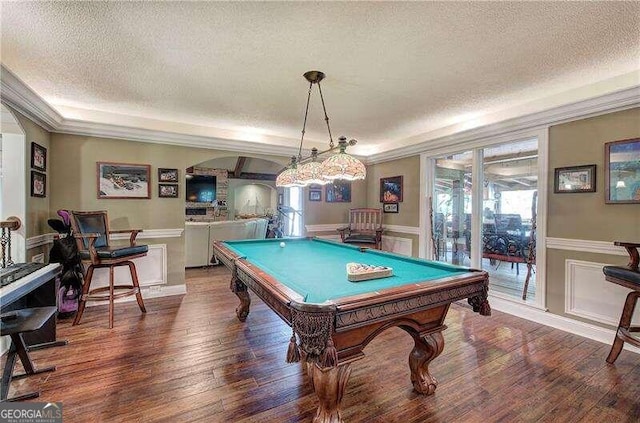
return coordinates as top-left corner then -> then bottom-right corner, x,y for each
70,210 -> 148,329
604,241 -> 640,364
1,307 -> 58,401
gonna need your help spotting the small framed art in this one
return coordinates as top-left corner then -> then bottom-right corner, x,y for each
158,168 -> 179,182
383,203 -> 399,213
309,190 -> 322,202
31,171 -> 46,197
553,165 -> 596,194
159,183 -> 179,198
326,181 -> 351,203
31,142 -> 47,171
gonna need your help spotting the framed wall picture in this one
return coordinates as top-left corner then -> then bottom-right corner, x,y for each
31,142 -> 47,171
158,168 -> 179,182
309,189 -> 322,202
30,171 -> 46,197
380,175 -> 403,203
326,181 -> 351,203
383,203 -> 399,213
553,165 -> 596,193
97,162 -> 151,199
158,183 -> 179,198
605,138 -> 640,204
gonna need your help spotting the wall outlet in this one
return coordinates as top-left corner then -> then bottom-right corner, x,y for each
32,253 -> 45,264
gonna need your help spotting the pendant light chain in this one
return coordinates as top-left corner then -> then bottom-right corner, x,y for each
276,70 -> 366,188
297,82 -> 314,161
316,82 -> 334,149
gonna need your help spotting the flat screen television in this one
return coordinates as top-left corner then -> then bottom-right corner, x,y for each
186,175 -> 216,203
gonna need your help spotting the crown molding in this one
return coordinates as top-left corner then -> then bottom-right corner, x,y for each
55,118 -> 301,158
0,65 -> 63,131
367,85 -> 640,164
0,64 -> 302,158
3,63 -> 638,162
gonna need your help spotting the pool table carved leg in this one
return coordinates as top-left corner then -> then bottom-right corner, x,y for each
408,331 -> 445,395
307,362 -> 352,423
230,273 -> 251,322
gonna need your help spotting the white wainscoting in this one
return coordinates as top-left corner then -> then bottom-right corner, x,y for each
89,244 -> 167,289
381,236 -> 413,256
306,224 -> 416,256
565,259 -> 640,326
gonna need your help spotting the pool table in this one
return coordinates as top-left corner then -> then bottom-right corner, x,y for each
213,237 -> 490,423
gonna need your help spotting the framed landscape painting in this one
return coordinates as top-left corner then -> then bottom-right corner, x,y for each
553,165 -> 596,193
605,138 -> 640,204
97,162 -> 151,199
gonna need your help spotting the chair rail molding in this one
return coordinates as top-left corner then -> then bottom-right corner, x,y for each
26,228 -> 185,250
546,237 -> 628,256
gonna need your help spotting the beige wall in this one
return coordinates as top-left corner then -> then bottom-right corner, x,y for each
12,108 -> 51,239
49,132 -> 288,286
548,107 -> 640,241
366,155 -> 420,227
303,179 -> 367,226
546,107 -> 640,318
366,155 -> 421,255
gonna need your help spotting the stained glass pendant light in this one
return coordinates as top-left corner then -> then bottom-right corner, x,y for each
296,148 -> 329,185
275,156 -> 305,188
319,137 -> 367,181
276,71 -> 366,187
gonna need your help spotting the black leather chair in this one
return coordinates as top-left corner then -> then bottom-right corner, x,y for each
604,242 -> 640,363
1,307 -> 57,401
70,211 -> 148,328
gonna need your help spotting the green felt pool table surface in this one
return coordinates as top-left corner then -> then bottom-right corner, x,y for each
222,238 -> 472,303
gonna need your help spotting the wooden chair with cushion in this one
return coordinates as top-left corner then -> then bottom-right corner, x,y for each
70,210 -> 148,328
604,241 -> 640,363
337,208 -> 384,250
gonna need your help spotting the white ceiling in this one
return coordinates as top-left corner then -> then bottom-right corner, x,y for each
1,2 -> 639,156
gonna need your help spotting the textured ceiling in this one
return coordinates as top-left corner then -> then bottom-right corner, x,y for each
1,2 -> 639,155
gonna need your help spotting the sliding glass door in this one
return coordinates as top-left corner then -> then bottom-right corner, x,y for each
481,139 -> 538,301
432,151 -> 473,267
428,138 -> 539,302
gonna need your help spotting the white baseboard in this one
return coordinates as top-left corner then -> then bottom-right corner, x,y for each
489,295 -> 640,355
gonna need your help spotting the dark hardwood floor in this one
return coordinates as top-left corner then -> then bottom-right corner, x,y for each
4,266 -> 639,422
